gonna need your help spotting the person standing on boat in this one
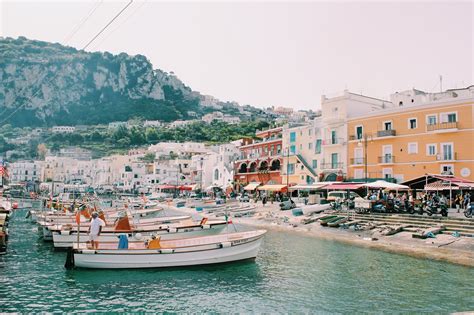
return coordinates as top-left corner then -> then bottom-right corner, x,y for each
88,212 -> 105,249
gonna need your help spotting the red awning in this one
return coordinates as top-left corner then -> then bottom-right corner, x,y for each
324,183 -> 364,190
157,185 -> 176,190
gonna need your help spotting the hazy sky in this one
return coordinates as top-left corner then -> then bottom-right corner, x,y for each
1,0 -> 473,110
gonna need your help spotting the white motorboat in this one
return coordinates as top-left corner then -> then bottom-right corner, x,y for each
53,218 -> 229,248
301,204 -> 331,216
39,215 -> 191,241
67,229 -> 267,269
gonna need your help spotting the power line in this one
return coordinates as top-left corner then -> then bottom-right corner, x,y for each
91,0 -> 148,51
0,0 -> 104,118
63,0 -> 104,45
0,0 -> 134,126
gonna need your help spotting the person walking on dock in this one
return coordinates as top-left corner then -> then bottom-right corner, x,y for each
88,212 -> 105,249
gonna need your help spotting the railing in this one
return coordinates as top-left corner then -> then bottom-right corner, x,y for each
349,135 -> 364,141
376,129 -> 396,137
320,162 -> 344,170
436,152 -> 457,161
378,155 -> 395,164
323,138 -> 344,145
350,158 -> 365,165
427,121 -> 458,132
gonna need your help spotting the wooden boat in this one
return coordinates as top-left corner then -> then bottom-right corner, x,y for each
327,216 -> 348,227
67,229 -> 267,269
292,208 -> 304,216
301,204 -> 331,216
40,215 -> 191,241
51,216 -> 228,248
319,215 -> 339,226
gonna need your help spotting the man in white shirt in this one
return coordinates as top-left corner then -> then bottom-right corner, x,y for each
88,212 -> 105,249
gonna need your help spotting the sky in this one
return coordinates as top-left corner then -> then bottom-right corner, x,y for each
1,0 -> 473,110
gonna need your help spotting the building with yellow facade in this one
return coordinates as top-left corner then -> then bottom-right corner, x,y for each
347,86 -> 474,182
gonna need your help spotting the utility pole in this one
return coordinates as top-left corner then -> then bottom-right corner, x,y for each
286,147 -> 290,198
364,134 -> 368,183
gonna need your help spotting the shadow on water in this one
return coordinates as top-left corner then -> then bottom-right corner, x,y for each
65,258 -> 263,285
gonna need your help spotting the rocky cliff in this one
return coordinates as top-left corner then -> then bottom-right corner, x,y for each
0,37 -> 210,126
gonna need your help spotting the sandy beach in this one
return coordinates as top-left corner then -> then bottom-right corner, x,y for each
166,201 -> 474,267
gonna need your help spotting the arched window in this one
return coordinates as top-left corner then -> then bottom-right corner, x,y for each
238,163 -> 247,173
270,159 -> 281,171
259,160 -> 268,171
214,169 -> 219,180
249,162 -> 257,173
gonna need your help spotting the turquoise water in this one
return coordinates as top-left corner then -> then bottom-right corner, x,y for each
1,209 -> 473,313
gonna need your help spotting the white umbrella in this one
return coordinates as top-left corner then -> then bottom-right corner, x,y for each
363,180 -> 409,190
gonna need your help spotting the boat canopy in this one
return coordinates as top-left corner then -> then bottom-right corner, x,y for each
257,184 -> 287,192
244,182 -> 261,191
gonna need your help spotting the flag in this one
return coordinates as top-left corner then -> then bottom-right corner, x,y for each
75,211 -> 81,224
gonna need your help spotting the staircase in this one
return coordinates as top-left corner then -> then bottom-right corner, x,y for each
296,154 -> 318,178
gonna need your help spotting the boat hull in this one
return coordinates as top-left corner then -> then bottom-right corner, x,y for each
74,236 -> 263,269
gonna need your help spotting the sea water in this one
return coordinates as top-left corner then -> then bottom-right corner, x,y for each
1,209 -> 473,313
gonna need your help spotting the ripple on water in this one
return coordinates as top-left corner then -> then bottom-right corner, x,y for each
1,209 -> 474,313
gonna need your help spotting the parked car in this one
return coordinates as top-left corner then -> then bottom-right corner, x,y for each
327,191 -> 362,201
280,199 -> 296,210
237,194 -> 250,202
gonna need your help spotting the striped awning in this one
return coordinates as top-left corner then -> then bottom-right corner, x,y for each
424,181 -> 459,191
257,184 -> 287,192
244,182 -> 261,191
289,183 -> 327,190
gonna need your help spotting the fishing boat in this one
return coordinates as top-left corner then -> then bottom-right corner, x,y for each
0,213 -> 8,254
40,214 -> 192,241
66,229 -> 267,269
51,216 -> 228,248
327,216 -> 349,227
319,215 -> 339,226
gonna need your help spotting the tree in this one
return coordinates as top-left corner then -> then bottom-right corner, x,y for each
37,143 -> 48,160
141,152 -> 155,163
145,128 -> 159,143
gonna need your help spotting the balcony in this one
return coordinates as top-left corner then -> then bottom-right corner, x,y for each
427,122 -> 458,132
323,138 -> 344,145
320,162 -> 344,170
378,155 -> 395,164
376,129 -> 396,137
436,152 -> 457,161
350,158 -> 365,165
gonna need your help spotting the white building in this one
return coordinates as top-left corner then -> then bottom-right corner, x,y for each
168,120 -> 196,128
58,147 -> 92,160
108,121 -> 128,130
318,90 -> 392,180
9,160 -> 43,183
52,126 -> 75,133
143,120 -> 163,128
148,142 -> 209,157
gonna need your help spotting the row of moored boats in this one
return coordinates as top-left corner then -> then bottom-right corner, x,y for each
26,197 -> 266,269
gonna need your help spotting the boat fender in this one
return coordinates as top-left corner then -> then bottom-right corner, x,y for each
169,227 -> 177,233
219,242 -> 232,248
202,224 -> 211,230
160,248 -> 174,254
82,249 -> 96,255
134,233 -> 143,240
